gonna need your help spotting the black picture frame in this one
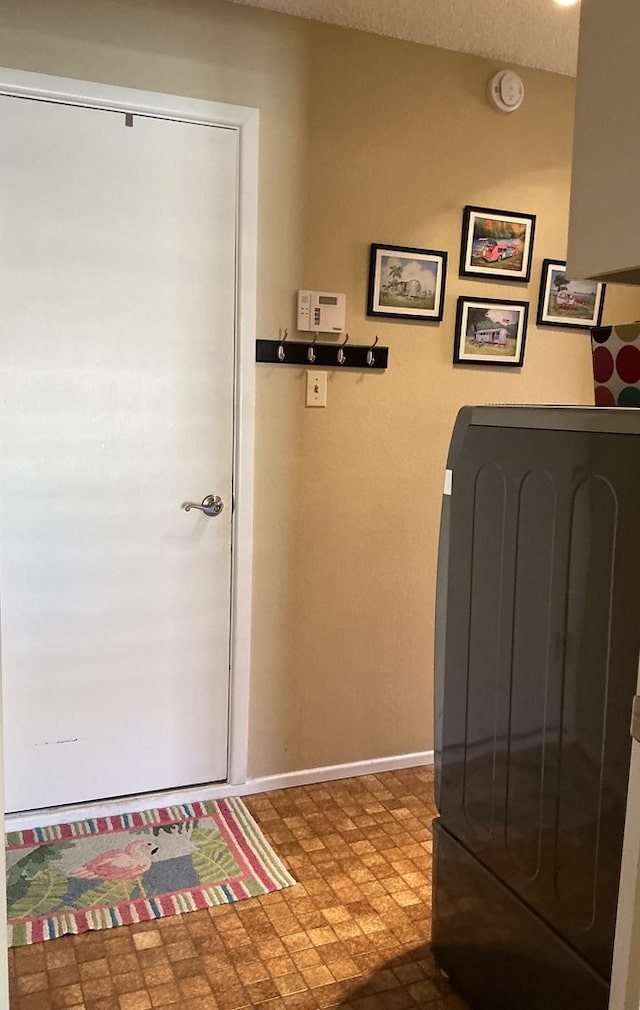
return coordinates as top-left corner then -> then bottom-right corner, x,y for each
453,295 -> 529,367
459,205 -> 536,282
367,243 -> 447,322
537,258 -> 606,329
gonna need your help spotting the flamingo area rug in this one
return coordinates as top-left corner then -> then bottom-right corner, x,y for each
5,797 -> 296,946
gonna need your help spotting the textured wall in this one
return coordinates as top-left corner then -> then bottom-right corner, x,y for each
1,0 -> 639,780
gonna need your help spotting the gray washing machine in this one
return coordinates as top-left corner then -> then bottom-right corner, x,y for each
432,405 -> 640,1010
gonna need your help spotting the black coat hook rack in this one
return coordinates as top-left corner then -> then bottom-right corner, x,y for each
256,336 -> 388,370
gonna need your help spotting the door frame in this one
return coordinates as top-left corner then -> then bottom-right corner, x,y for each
0,67 -> 257,792
609,659 -> 640,1010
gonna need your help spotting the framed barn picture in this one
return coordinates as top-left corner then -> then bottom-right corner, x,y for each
454,296 -> 529,366
367,243 -> 447,322
537,259 -> 606,329
459,205 -> 536,282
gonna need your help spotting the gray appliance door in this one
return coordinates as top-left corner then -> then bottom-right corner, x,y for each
437,409 -> 640,979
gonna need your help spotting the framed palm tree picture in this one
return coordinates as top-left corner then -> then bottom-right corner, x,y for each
367,243 -> 448,322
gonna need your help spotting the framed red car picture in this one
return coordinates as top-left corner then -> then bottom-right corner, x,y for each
459,205 -> 536,282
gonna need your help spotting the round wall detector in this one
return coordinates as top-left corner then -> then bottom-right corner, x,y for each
488,70 -> 525,113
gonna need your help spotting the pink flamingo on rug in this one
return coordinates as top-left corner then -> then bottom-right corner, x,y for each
69,839 -> 159,882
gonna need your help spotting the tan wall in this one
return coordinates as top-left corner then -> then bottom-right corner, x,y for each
1,0 -> 639,779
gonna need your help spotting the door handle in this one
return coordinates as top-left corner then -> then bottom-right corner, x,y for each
182,494 -> 224,517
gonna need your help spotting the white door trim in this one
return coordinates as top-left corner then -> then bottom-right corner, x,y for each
0,67 -> 257,794
609,661 -> 640,1010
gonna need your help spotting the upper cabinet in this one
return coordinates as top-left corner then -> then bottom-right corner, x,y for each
567,0 -> 640,284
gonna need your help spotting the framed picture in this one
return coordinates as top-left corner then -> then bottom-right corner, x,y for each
367,243 -> 447,321
454,296 -> 529,366
459,205 -> 536,282
537,258 -> 606,329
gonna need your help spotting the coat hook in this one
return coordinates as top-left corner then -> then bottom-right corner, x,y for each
277,328 -> 288,362
308,332 -> 319,364
337,333 -> 349,365
367,335 -> 379,366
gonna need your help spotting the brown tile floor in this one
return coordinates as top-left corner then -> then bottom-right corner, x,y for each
9,766 -> 469,1010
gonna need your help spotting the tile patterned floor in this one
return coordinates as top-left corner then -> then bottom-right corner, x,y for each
9,766 -> 469,1010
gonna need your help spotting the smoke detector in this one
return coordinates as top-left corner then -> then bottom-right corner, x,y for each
488,70 -> 525,113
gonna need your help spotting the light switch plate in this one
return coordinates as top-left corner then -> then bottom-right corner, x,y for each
306,370 -> 327,407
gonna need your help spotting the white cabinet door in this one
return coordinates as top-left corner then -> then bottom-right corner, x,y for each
0,95 -> 237,811
568,0 -> 640,283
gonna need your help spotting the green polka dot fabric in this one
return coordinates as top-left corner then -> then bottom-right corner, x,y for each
591,322 -> 640,406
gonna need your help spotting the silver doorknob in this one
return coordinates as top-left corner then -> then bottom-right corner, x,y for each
182,495 -> 224,517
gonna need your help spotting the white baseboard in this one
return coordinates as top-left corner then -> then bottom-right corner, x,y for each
6,751 -> 434,832
250,750 -> 434,793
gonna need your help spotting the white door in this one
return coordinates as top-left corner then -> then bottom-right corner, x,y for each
0,93 -> 238,812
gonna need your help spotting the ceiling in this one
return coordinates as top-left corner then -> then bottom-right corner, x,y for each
225,0 -> 581,77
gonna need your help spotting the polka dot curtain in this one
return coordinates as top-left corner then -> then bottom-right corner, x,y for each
591,322 -> 640,407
